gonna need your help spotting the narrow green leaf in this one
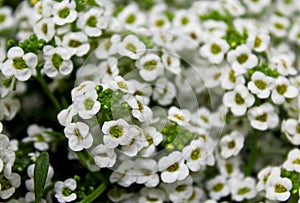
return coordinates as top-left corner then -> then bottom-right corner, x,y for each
34,152 -> 49,203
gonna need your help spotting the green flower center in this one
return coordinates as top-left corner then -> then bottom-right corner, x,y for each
292,158 -> 300,165
191,148 -> 201,160
0,175 -> 12,190
126,14 -> 136,24
229,69 -> 236,83
296,123 -> 300,134
237,54 -> 248,64
146,196 -> 158,202
263,173 -> 270,183
200,115 -> 209,123
276,84 -> 287,95
176,184 -> 187,192
109,125 -> 124,138
51,53 -> 63,69
86,16 -> 98,27
3,77 -> 13,88
74,129 -> 83,140
13,57 -> 28,70
210,43 -> 222,54
0,14 -> 6,23
275,184 -> 287,193
297,32 -> 300,39
117,81 -> 128,90
225,163 -> 233,174
212,183 -> 224,192
235,93 -> 245,105
105,40 -> 112,51
188,190 -> 196,201
274,23 -> 284,30
166,162 -> 179,172
62,186 -> 73,196
137,100 -> 144,111
255,113 -> 268,122
125,42 -> 137,53
42,23 -> 48,34
145,133 -> 153,145
84,98 -> 94,110
181,17 -> 189,25
227,140 -> 236,149
174,113 -> 184,121
155,19 -> 165,27
254,36 -> 262,48
254,79 -> 267,90
58,7 -> 70,19
69,40 -> 82,48
33,133 -> 45,142
144,60 -> 157,71
237,187 -> 250,195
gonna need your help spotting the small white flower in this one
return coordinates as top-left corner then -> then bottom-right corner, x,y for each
138,187 -> 166,203
133,158 -> 159,187
118,35 -> 146,60
229,177 -> 257,201
271,76 -> 298,105
33,18 -> 55,42
139,126 -> 163,157
161,53 -> 181,75
64,122 -> 93,151
0,7 -> 14,32
202,20 -> 228,39
247,71 -> 275,99
223,0 -> 246,17
71,81 -> 97,100
206,175 -> 230,200
173,10 -> 198,31
95,34 -> 121,59
43,45 -> 73,78
98,57 -> 119,83
223,84 -> 255,116
110,160 -> 136,187
0,97 -> 21,121
281,119 -> 300,145
128,95 -> 153,122
0,173 -> 21,199
136,53 -> 164,81
247,103 -> 279,131
168,106 -> 191,126
283,148 -> 300,173
22,124 -> 52,151
200,38 -> 230,64
57,105 -> 77,127
62,32 -> 90,57
220,67 -> 245,90
149,13 -> 171,30
217,157 -> 242,178
270,54 -> 297,76
153,77 -> 176,106
220,131 -> 244,159
54,178 -> 77,203
91,144 -> 116,168
2,47 -> 38,81
169,176 -> 194,202
117,3 -> 146,31
158,151 -> 189,183
191,107 -> 212,129
52,0 -> 77,26
269,15 -> 290,38
243,0 -> 271,14
246,31 -> 270,52
266,176 -> 292,202
289,23 -> 300,45
102,119 -> 131,149
256,166 -> 276,191
108,76 -> 135,93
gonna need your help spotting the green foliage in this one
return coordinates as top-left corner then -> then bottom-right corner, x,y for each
34,152 -> 50,203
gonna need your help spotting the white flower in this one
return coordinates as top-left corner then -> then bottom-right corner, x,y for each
158,151 -> 189,183
108,76 -> 135,93
246,31 -> 270,52
271,76 -> 299,105
223,0 -> 246,17
168,106 -> 191,126
22,124 -> 52,151
118,35 -> 146,59
138,187 -> 166,203
283,148 -> 300,173
0,7 -> 13,32
229,177 -> 257,201
2,47 -> 38,81
98,57 -> 119,83
0,173 -> 21,199
191,107 -> 212,129
152,77 -> 176,106
102,119 -> 131,149
200,38 -> 230,64
282,119 -> 300,145
256,166 -> 276,191
247,103 -> 279,131
247,71 -> 275,99
128,95 -> 153,122
269,54 -> 297,76
54,178 -> 77,203
220,131 -> 244,159
0,97 -> 21,121
220,67 -> 245,90
91,144 -> 116,168
33,18 -> 55,42
161,53 -> 181,75
289,23 -> 300,45
217,157 -> 242,178
173,10 -> 198,31
266,176 -> 292,202
43,45 -> 73,78
110,160 -> 136,187
133,158 -> 159,187
269,15 -> 290,38
139,126 -> 163,157
64,122 -> 93,151
77,8 -> 109,37
95,34 -> 120,59
206,175 -> 230,200
57,105 -> 77,127
169,176 -> 194,202
227,44 -> 258,75
148,12 -> 171,30
243,0 -> 271,14
62,32 -> 90,57
202,20 -> 228,39
136,53 -> 164,81
52,0 -> 77,26
223,84 -> 255,116
71,81 -> 97,100
117,3 -> 146,31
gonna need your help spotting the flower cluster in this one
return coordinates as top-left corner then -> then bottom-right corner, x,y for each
0,0 -> 300,202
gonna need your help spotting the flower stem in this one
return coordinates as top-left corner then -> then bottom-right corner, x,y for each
245,129 -> 259,176
35,72 -> 62,111
78,180 -> 108,203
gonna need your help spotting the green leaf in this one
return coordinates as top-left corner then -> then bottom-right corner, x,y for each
34,152 -> 50,203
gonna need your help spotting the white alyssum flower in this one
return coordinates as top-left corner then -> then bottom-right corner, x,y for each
102,119 -> 131,149
248,71 -> 275,99
98,57 -> 119,83
138,187 -> 166,203
2,47 -> 38,81
136,53 -> 164,81
220,67 -> 245,90
269,15 -> 290,38
0,7 -> 13,32
173,10 -> 198,31
139,126 -> 163,157
289,23 -> 300,45
247,103 -> 279,131
43,45 -> 73,78
91,144 -> 116,168
128,95 -> 153,122
206,175 -> 230,200
200,38 -> 230,64
54,178 -> 77,203
269,54 -> 297,76
158,151 -> 189,183
118,35 -> 146,60
152,77 -> 176,106
256,166 -> 280,191
229,177 -> 257,201
219,131 -> 244,159
0,172 -> 21,199
266,176 -> 292,202
57,105 -> 77,127
52,0 -> 77,26
223,0 -> 246,17
246,31 -> 270,52
218,157 -> 243,178
132,158 -> 159,187
168,106 -> 191,126
64,122 -> 93,151
22,124 -> 52,151
227,44 -> 258,75
283,148 -> 300,173
33,18 -> 55,42
243,0 -> 271,14
191,107 -> 212,129
62,32 -> 90,57
271,76 -> 299,105
108,76 -> 135,93
110,160 -> 137,187
223,84 -> 255,116
281,119 -> 300,145
168,176 -> 194,203
161,53 -> 181,75
95,34 -> 121,59
71,81 -> 97,100
0,97 -> 20,121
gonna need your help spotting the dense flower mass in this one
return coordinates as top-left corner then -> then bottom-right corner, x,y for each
0,0 -> 300,202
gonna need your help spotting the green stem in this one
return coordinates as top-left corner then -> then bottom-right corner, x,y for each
245,130 -> 259,176
35,72 -> 62,111
78,180 -> 108,203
